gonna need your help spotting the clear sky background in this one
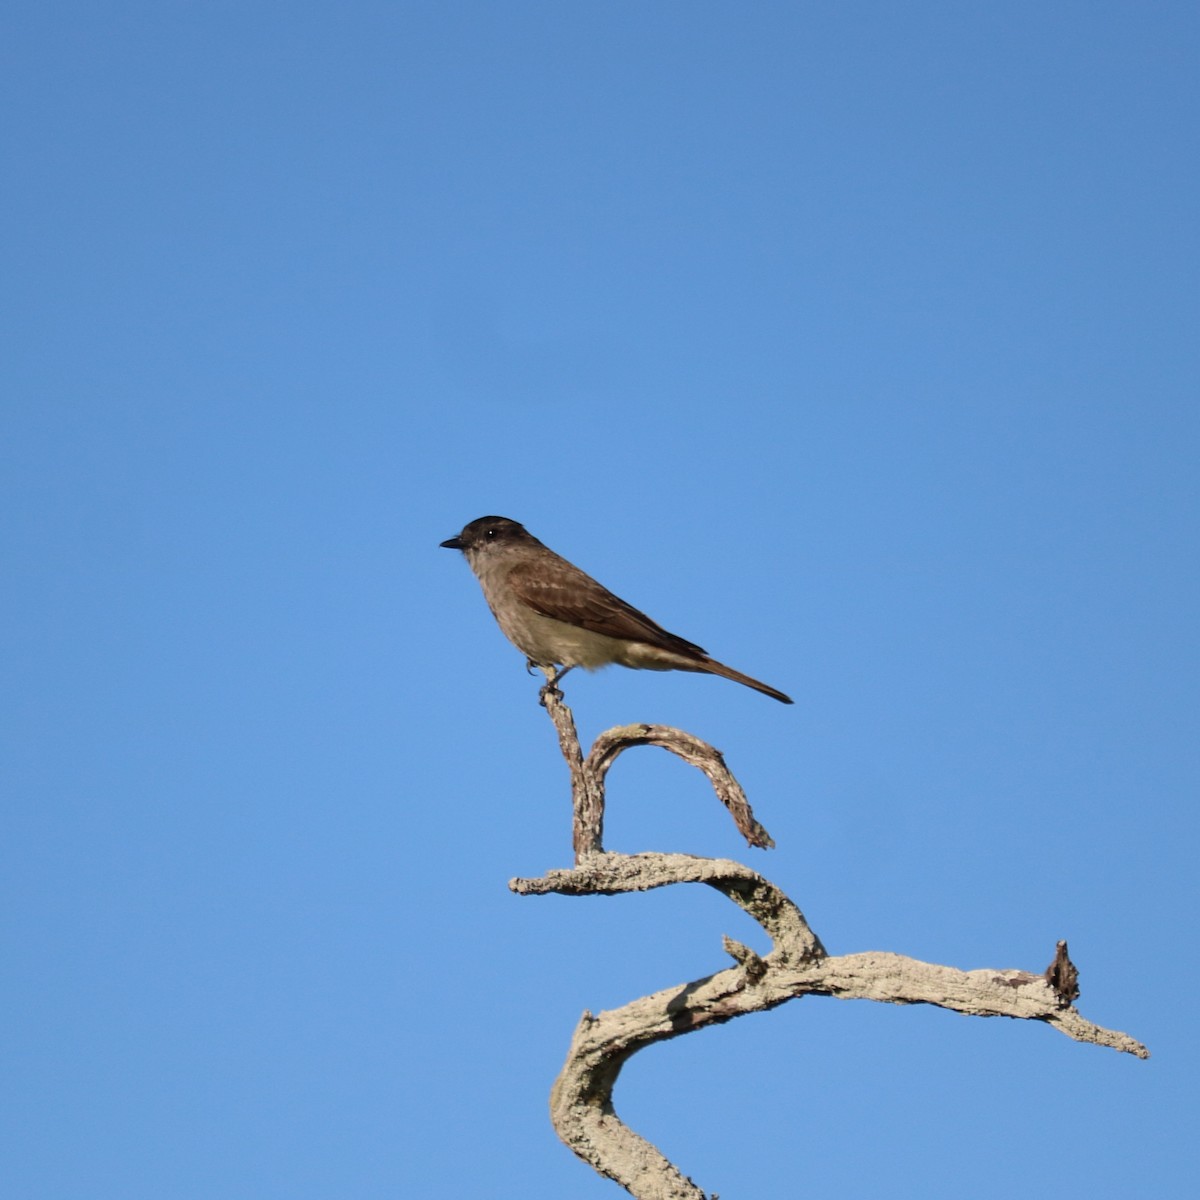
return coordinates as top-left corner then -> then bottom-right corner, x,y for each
3,3 -> 1197,1197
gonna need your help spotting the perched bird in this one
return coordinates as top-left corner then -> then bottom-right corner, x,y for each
440,516 -> 792,704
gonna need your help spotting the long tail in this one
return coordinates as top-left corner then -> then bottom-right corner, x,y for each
699,657 -> 793,704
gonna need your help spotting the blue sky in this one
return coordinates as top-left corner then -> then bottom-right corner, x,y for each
3,2 -> 1197,1196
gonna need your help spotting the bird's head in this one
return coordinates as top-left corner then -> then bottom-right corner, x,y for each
439,516 -> 537,563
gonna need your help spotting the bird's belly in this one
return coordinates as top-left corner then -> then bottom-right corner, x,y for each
496,607 -> 622,668
495,606 -> 685,672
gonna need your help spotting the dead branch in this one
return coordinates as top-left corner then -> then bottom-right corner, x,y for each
587,725 -> 774,849
537,671 -> 605,859
538,678 -> 774,859
518,680 -> 1147,1200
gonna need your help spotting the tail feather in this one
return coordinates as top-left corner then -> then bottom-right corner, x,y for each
699,657 -> 793,704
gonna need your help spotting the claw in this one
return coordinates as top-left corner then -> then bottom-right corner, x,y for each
537,664 -> 573,706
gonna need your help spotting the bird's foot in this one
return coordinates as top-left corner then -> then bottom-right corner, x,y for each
537,664 -> 573,706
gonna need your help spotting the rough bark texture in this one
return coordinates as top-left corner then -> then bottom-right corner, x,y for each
538,674 -> 775,859
518,682 -> 1147,1199
538,673 -> 606,859
587,724 -> 774,850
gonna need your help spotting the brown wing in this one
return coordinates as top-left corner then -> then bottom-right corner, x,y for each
507,555 -> 708,659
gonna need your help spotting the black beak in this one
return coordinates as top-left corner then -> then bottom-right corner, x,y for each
440,536 -> 464,550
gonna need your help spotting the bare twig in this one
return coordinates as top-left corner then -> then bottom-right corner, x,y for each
538,672 -> 605,859
587,725 -> 774,849
536,682 -> 775,858
513,852 -> 822,963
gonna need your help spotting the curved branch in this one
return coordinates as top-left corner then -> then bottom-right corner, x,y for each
513,851 -> 822,962
512,852 -> 1148,1199
536,680 -> 775,858
586,725 -> 775,849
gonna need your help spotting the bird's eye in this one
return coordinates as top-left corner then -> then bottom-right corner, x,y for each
485,527 -> 497,538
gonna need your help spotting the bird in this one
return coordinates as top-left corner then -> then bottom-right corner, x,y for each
440,516 -> 792,703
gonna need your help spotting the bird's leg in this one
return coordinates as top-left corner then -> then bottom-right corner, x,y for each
538,664 -> 574,705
